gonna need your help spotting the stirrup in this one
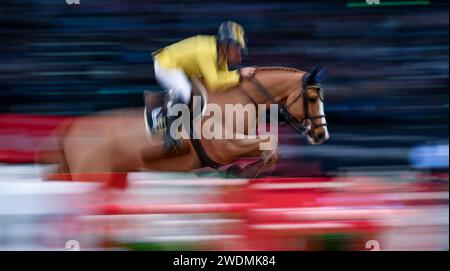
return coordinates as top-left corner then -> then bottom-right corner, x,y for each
150,106 -> 167,135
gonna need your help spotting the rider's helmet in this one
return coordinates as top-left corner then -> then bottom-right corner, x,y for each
217,21 -> 247,54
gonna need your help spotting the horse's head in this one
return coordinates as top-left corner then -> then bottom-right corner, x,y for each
283,66 -> 329,144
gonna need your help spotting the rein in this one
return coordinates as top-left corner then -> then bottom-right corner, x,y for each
248,75 -> 327,136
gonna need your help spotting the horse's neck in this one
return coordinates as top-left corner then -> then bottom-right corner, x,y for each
203,68 -> 305,111
238,69 -> 305,105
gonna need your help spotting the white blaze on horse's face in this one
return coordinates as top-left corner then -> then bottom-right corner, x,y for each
286,85 -> 329,145
305,86 -> 329,145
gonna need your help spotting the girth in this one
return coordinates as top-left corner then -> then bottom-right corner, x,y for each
189,127 -> 222,169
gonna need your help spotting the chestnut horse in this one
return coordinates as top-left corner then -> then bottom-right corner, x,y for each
36,66 -> 329,182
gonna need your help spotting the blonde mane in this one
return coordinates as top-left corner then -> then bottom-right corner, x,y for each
254,66 -> 303,74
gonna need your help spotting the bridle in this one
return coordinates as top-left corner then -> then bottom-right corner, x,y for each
250,76 -> 327,137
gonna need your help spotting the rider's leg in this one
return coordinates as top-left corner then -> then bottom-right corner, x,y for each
152,60 -> 192,155
154,60 -> 192,105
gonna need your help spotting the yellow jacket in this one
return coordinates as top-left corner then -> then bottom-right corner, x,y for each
154,35 -> 240,92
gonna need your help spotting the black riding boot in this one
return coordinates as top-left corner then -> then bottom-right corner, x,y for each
162,101 -> 184,156
150,91 -> 186,156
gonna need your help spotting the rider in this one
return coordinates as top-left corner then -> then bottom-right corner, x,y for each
149,21 -> 256,155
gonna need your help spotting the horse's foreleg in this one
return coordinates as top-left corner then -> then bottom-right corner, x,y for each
226,134 -> 280,178
227,133 -> 276,156
240,148 -> 279,178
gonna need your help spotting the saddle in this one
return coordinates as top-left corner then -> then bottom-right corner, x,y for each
143,79 -> 207,136
143,80 -> 221,168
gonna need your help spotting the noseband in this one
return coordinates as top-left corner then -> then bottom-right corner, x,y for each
250,76 -> 327,136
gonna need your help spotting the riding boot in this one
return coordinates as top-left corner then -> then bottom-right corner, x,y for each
162,105 -> 183,156
147,90 -> 187,156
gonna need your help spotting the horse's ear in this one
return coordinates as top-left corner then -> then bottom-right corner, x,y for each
303,65 -> 327,86
315,66 -> 326,84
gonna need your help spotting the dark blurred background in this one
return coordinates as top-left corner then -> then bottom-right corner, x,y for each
0,0 -> 448,174
0,0 -> 448,251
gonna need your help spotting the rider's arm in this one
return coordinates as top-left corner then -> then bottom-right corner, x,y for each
197,56 -> 240,92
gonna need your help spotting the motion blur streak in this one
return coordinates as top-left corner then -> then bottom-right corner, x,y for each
0,0 -> 448,250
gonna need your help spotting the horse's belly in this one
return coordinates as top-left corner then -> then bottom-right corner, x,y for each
63,109 -> 202,173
